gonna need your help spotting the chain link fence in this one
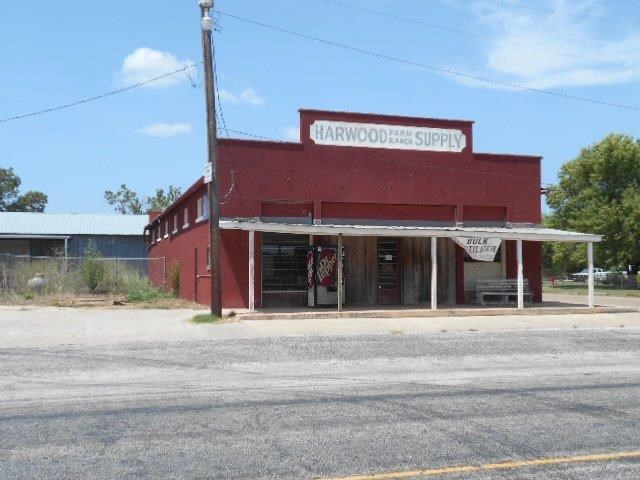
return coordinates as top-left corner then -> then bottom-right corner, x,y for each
0,254 -> 166,298
543,272 -> 638,290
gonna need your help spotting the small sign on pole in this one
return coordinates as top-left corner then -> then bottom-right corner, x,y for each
204,163 -> 212,184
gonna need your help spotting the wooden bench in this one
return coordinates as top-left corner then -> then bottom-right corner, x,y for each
476,279 -> 533,306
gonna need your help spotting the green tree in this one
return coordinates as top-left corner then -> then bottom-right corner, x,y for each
546,133 -> 640,272
146,186 -> 182,212
0,167 -> 48,212
104,184 -> 182,214
104,184 -> 144,214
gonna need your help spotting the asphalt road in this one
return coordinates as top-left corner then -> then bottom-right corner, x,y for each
2,327 -> 640,479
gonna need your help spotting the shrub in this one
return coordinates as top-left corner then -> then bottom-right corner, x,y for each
119,272 -> 163,303
79,244 -> 106,293
169,261 -> 180,297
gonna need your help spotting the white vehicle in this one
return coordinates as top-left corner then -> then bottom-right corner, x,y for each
571,268 -> 608,282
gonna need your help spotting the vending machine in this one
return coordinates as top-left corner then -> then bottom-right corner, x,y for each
307,245 -> 345,307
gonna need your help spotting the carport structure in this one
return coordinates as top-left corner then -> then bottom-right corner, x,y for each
221,218 -> 603,313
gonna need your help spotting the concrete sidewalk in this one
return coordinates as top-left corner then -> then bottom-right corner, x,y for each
1,305 -> 639,348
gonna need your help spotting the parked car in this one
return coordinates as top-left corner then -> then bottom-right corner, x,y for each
570,268 -> 608,282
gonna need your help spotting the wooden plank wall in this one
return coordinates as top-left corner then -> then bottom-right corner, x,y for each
401,237 -> 456,305
315,235 -> 457,306
344,236 -> 377,305
402,237 -> 429,305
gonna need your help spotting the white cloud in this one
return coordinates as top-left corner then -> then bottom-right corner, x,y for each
239,87 -> 265,106
137,122 -> 191,138
282,126 -> 300,141
445,0 -> 640,90
118,47 -> 194,88
218,87 -> 265,106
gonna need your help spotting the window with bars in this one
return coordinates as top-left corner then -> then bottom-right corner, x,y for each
261,233 -> 309,292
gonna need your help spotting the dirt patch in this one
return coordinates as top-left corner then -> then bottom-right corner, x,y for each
0,293 -> 206,310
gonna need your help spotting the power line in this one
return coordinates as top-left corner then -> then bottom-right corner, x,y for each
212,29 -> 229,137
215,10 -> 640,112
318,0 -> 639,72
0,64 -> 197,124
218,127 -> 282,141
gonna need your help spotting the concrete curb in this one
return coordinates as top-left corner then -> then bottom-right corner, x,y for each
237,306 -> 636,321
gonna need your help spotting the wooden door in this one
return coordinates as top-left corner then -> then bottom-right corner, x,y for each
377,238 -> 401,305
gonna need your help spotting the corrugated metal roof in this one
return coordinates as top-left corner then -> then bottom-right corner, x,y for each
0,212 -> 148,236
220,218 -> 602,243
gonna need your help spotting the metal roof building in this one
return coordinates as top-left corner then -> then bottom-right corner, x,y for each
0,212 -> 148,258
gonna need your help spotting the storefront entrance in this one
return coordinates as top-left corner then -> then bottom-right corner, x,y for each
377,238 -> 401,305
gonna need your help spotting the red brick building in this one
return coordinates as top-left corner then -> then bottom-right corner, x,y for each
146,109 -> 600,310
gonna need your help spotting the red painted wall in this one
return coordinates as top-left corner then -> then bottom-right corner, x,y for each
147,109 -> 542,308
322,202 -> 456,222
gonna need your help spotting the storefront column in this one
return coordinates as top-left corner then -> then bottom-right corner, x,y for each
431,236 -> 438,310
248,230 -> 255,312
337,234 -> 343,312
517,239 -> 524,309
587,242 -> 595,308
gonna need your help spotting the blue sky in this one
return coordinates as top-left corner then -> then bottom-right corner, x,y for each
1,0 -> 639,213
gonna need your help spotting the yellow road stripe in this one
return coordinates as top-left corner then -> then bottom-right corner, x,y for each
321,450 -> 640,480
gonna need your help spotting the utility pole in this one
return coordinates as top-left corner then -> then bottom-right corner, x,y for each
199,0 -> 222,317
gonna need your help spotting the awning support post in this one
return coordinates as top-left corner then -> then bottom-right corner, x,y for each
587,242 -> 595,308
248,230 -> 255,313
337,234 -> 343,313
431,237 -> 437,310
517,239 -> 524,309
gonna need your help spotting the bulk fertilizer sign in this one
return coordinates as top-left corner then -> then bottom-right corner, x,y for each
453,237 -> 501,262
310,120 -> 466,153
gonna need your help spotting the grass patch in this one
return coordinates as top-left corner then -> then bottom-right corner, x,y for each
192,313 -> 222,324
543,284 -> 640,297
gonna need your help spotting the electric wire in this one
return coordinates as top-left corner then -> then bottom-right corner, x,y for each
217,127 -> 281,141
212,28 -> 229,137
318,0 -> 640,72
215,10 -> 640,112
0,65 -> 197,124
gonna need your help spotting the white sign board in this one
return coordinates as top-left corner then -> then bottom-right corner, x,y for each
310,120 -> 466,153
204,163 -> 212,184
454,237 -> 501,262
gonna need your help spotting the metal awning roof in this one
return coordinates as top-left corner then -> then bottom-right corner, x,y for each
220,218 -> 602,243
0,212 -> 148,236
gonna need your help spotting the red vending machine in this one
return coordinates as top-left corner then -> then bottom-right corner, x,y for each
307,245 -> 345,307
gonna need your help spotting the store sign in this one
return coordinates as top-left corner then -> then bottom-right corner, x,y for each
310,120 -> 466,152
454,237 -> 501,262
204,163 -> 212,184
